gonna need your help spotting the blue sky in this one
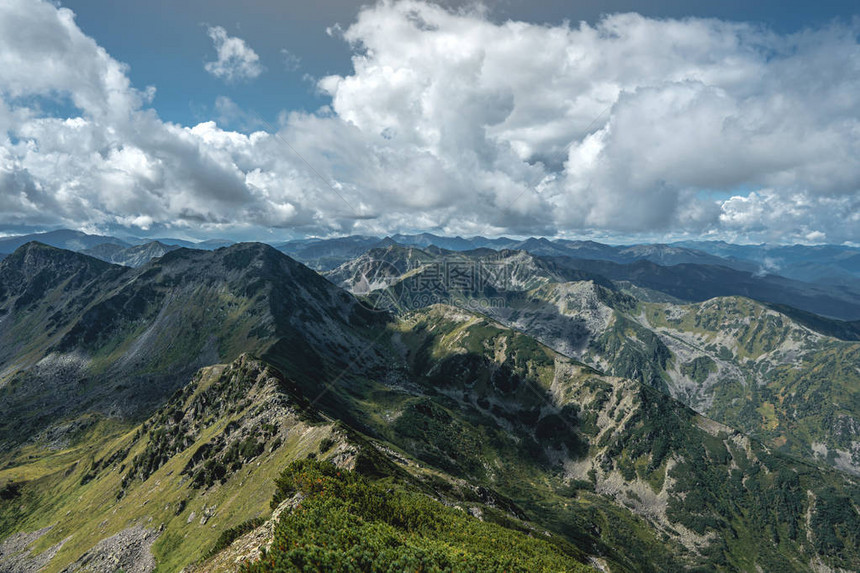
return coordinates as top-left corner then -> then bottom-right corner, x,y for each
62,0 -> 859,127
0,0 -> 858,243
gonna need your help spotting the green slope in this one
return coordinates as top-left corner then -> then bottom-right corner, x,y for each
636,296 -> 860,471
0,356 -> 338,572
243,459 -> 592,573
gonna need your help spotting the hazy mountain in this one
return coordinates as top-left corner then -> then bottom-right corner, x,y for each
675,240 -> 860,284
6,231 -> 859,289
195,238 -> 236,250
120,236 -> 235,250
498,238 -> 739,269
0,229 -> 129,253
275,235 -> 385,270
80,241 -> 182,267
0,230 -> 235,263
388,232 -> 508,251
283,234 -> 763,271
616,243 -> 755,269
545,256 -> 860,321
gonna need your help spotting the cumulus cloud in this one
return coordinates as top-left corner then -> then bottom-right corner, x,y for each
0,1 -> 273,232
0,0 -> 149,121
719,191 -> 859,244
317,2 -> 860,240
0,0 -> 858,243
204,25 -> 264,82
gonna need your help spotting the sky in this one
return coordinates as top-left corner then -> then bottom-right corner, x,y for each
0,0 -> 858,244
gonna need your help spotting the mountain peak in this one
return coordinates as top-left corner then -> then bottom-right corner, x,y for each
376,236 -> 399,248
2,241 -> 117,277
0,242 -> 126,334
155,241 -> 279,265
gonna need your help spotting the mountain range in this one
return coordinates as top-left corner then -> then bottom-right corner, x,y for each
0,239 -> 857,571
0,230 -> 234,261
277,233 -> 860,286
2,229 -> 859,320
329,245 -> 860,474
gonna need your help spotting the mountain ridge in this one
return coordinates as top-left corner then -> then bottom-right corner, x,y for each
0,230 -> 129,254
0,241 -> 380,449
80,241 -> 182,267
333,245 -> 860,476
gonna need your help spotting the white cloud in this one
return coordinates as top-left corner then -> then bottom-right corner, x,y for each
0,0 -> 857,244
0,1 -> 271,232
281,49 -> 301,72
717,191 -> 858,243
204,26 -> 263,83
0,0 -> 147,121
311,1 -> 860,241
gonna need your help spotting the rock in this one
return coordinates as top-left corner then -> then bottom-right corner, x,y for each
60,526 -> 159,573
0,526 -> 67,573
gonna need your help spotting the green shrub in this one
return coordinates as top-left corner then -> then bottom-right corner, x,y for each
0,481 -> 21,500
247,459 -> 590,573
318,437 -> 335,453
208,517 -> 265,558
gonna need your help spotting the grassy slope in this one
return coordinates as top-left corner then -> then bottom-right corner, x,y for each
0,357 -> 336,572
0,350 -> 602,572
637,296 -> 860,469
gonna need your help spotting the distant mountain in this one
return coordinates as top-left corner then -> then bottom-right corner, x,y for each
325,244 -> 613,298
278,234 -> 768,274
675,240 -> 860,284
0,229 -> 128,253
332,244 -> 860,321
81,241 -> 182,267
617,243 -> 755,268
388,232 -> 504,251
545,256 -> 860,321
8,232 -> 857,289
275,235 -> 386,270
196,238 -> 235,249
122,236 -> 235,250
